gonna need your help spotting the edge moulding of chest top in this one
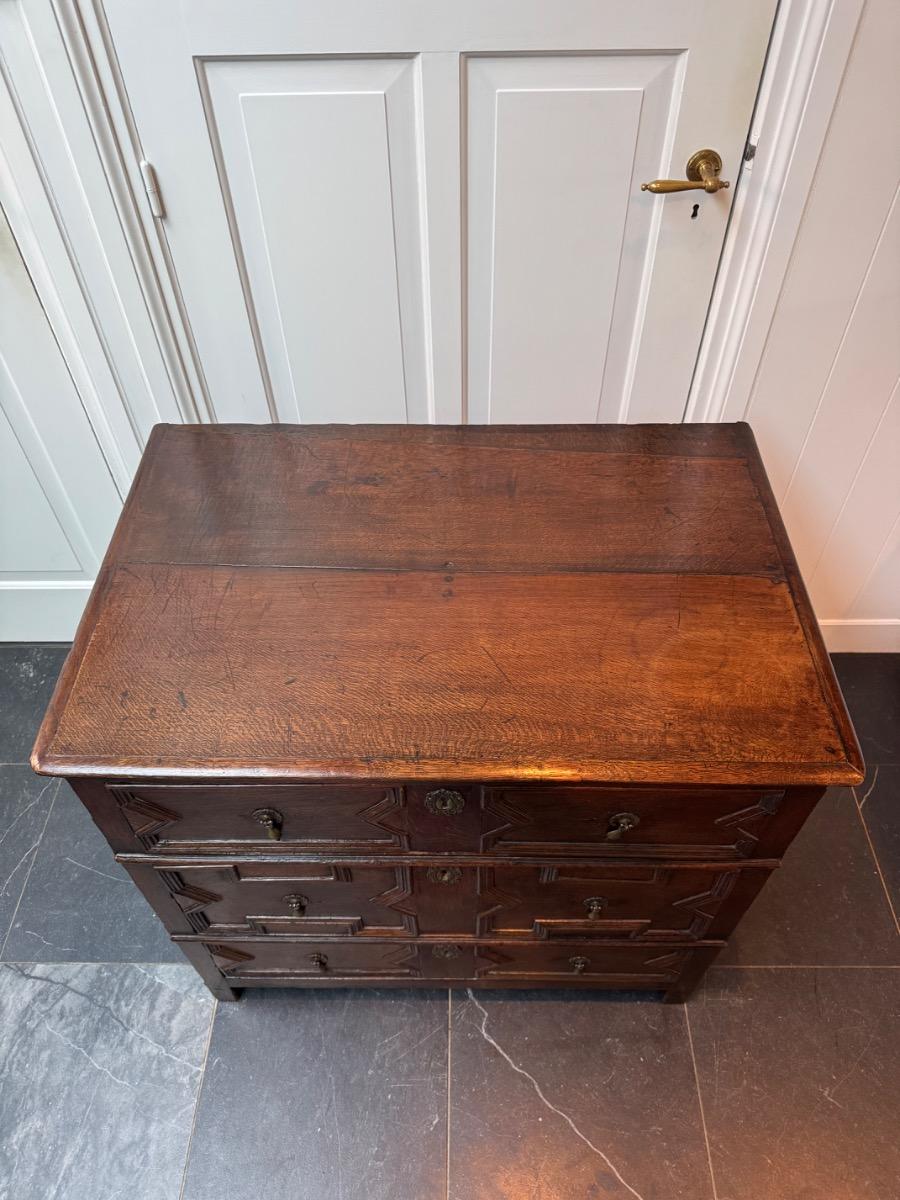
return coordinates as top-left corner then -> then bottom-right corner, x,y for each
28,423 -> 864,1004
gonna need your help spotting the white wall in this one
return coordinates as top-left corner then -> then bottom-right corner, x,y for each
741,0 -> 899,651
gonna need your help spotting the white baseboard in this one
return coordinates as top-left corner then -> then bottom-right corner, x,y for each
0,581 -> 92,641
820,619 -> 900,653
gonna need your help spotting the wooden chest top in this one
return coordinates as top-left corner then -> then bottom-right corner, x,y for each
32,423 -> 862,787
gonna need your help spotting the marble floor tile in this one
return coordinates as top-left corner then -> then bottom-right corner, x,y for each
856,762 -> 900,924
181,988 -> 449,1200
0,961 -> 214,1200
0,644 -> 70,764
449,989 -> 714,1200
832,653 -> 900,765
717,787 -> 900,965
688,966 -> 900,1200
0,767 -> 56,951
3,782 -> 181,963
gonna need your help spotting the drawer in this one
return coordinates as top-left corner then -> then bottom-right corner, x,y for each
108,781 -> 482,854
129,857 -> 756,943
476,862 -> 752,941
481,785 -> 785,859
186,937 -> 694,987
473,942 -> 692,985
189,938 -> 475,982
109,780 -> 784,859
136,859 -> 479,938
109,781 -> 410,853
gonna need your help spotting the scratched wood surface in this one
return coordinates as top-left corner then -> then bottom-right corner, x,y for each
32,423 -> 863,786
116,423 -> 781,575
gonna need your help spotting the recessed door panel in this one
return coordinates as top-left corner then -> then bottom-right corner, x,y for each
202,57 -> 429,421
466,54 -> 679,423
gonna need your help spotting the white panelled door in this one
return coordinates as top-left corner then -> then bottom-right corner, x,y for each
0,209 -> 121,639
105,0 -> 776,425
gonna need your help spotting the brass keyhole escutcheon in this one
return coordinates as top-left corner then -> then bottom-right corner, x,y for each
606,812 -> 640,842
427,866 -> 463,885
283,893 -> 307,915
424,789 -> 465,816
584,896 -> 607,919
432,944 -> 461,959
308,953 -> 328,971
569,956 -> 590,975
251,807 -> 283,840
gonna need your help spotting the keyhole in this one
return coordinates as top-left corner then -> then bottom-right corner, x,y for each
691,203 -> 700,220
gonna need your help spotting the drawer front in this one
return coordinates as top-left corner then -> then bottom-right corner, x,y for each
477,863 -> 744,941
110,782 -> 410,853
481,786 -> 785,859
109,781 -> 483,854
189,938 -> 692,986
141,860 -> 478,939
474,943 -> 691,984
192,939 -> 476,982
109,781 -> 784,859
143,858 -> 747,943
149,861 -> 413,937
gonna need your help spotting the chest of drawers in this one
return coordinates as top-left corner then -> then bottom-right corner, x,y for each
32,423 -> 863,1001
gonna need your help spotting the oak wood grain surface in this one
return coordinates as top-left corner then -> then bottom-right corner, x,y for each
32,423 -> 862,786
116,423 -> 780,575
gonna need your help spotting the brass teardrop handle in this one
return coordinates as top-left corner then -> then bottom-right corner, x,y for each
283,893 -> 307,915
584,896 -> 607,919
569,956 -> 590,974
642,149 -> 730,194
251,807 -> 283,840
308,953 -> 328,971
606,812 -> 640,842
424,789 -> 465,816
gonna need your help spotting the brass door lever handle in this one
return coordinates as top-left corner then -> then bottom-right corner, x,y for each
642,149 -> 729,194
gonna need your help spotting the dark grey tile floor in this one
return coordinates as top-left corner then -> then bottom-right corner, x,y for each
0,643 -> 897,1200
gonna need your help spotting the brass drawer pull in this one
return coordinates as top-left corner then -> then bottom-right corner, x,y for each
584,896 -> 607,919
569,956 -> 590,974
432,944 -> 461,959
308,953 -> 328,971
427,866 -> 463,885
606,812 -> 639,841
283,893 -> 307,915
425,789 -> 465,816
251,807 -> 283,840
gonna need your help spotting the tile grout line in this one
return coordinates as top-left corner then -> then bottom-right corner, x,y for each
856,765 -> 880,808
683,1005 -> 719,1200
178,995 -> 219,1200
445,989 -> 452,1200
0,781 -> 58,961
852,780 -> 900,937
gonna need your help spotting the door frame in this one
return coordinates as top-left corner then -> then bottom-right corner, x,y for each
1,0 -> 864,461
685,0 -> 865,423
